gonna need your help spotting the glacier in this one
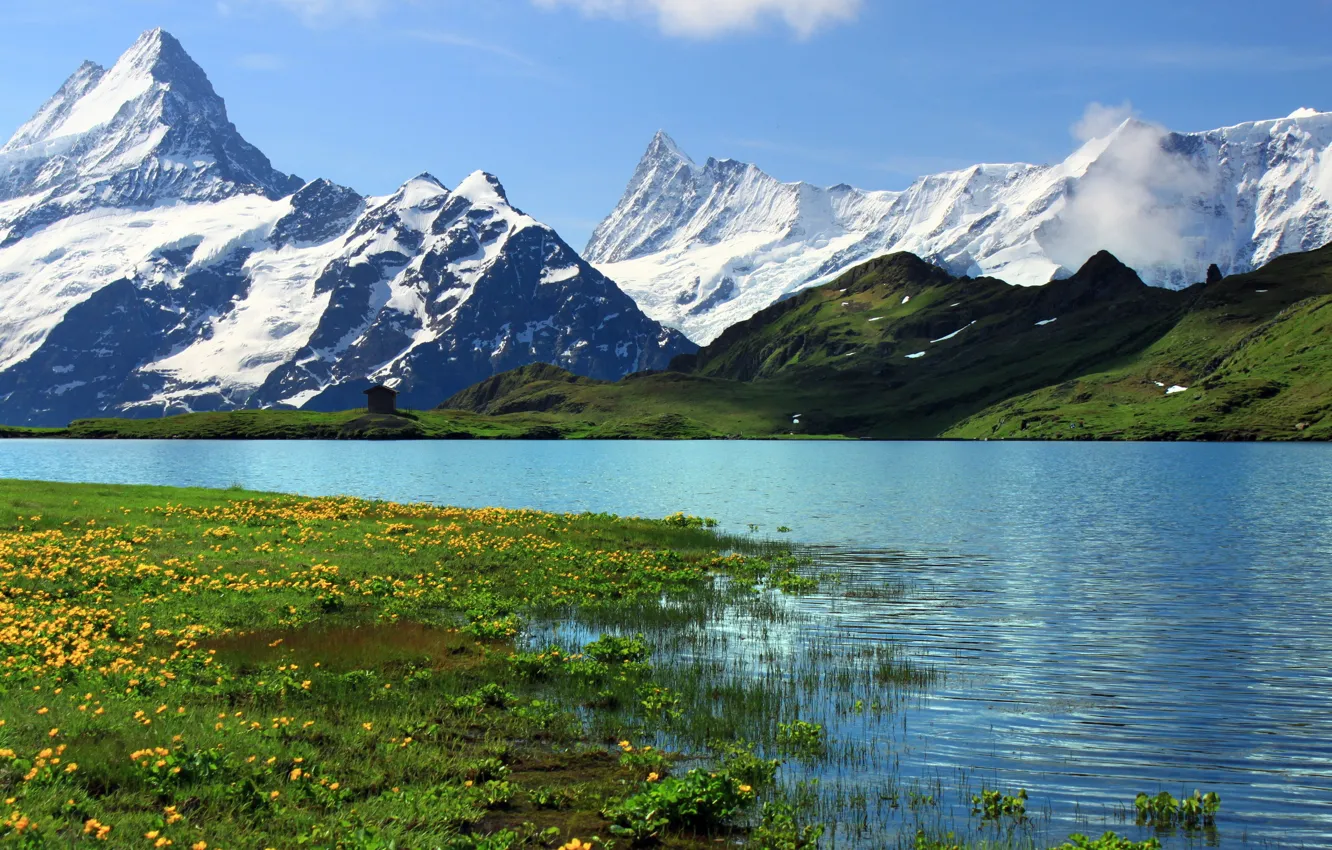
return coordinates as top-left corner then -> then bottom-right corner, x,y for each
588,115 -> 1332,344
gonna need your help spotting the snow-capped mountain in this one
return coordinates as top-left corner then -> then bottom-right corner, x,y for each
0,29 -> 691,426
589,117 -> 1332,343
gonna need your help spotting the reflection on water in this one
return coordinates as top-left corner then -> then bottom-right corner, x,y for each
1,439 -> 1330,846
793,546 -> 1332,847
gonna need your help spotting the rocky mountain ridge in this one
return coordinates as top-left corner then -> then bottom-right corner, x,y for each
0,29 -> 692,426
590,114 -> 1332,343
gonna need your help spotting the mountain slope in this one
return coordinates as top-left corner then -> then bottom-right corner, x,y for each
441,250 -> 1208,438
590,116 -> 1332,343
439,244 -> 1332,440
946,244 -> 1332,440
0,30 -> 692,426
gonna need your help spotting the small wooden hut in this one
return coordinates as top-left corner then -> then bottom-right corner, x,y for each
363,384 -> 399,415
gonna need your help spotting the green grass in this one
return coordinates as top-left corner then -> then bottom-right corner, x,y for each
447,247 -> 1332,442
946,245 -> 1332,440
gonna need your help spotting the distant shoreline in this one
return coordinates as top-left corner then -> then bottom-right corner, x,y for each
0,409 -> 1322,443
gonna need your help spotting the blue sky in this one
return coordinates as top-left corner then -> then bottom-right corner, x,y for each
1,0 -> 1329,248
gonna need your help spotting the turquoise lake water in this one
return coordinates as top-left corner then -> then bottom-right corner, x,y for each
1,439 -> 1329,847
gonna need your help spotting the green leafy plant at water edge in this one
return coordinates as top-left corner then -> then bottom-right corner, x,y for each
1052,832 -> 1163,850
604,768 -> 757,842
618,742 -> 673,781
914,830 -> 963,850
771,569 -> 818,594
775,720 -> 826,757
1134,790 -> 1220,829
713,740 -> 780,788
507,645 -> 569,681
528,785 -> 574,810
750,801 -> 824,850
971,787 -> 1028,821
442,824 -> 562,850
662,512 -> 718,529
584,633 -> 652,664
638,685 -> 684,722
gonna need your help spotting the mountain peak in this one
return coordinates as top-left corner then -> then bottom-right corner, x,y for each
644,130 -> 695,169
5,27 -> 214,149
455,171 -> 510,207
0,27 -> 298,224
1068,250 -> 1145,292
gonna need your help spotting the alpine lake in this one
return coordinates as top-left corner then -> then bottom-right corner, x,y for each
0,439 -> 1329,849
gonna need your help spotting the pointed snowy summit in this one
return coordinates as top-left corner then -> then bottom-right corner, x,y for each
0,27 -> 298,236
644,130 -> 696,169
454,171 -> 511,207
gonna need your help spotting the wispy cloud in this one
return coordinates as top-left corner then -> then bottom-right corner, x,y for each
217,0 -> 388,26
405,30 -> 551,78
223,0 -> 862,38
236,52 -> 287,71
530,0 -> 863,39
1072,101 -> 1135,142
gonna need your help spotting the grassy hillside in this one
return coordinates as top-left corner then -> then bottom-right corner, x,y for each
443,251 -> 1207,439
946,244 -> 1332,440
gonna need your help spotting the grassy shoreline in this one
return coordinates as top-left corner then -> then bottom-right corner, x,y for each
0,407 -> 1325,442
0,410 -> 844,442
0,479 -> 807,848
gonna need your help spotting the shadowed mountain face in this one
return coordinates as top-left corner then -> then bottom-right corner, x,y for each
0,30 -> 693,426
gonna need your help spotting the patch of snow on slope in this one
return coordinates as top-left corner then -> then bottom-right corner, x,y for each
1035,318 -> 1057,326
1166,385 -> 1189,395
0,195 -> 281,372
541,265 -> 580,284
931,321 -> 977,343
145,238 -> 339,390
47,55 -> 154,140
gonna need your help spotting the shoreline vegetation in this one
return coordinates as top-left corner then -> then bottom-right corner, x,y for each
4,241 -> 1332,441
0,403 -> 1325,442
1,479 -> 1207,848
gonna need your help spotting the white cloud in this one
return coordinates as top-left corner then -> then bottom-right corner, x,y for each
219,0 -> 388,25
1045,103 -> 1210,275
1072,101 -> 1135,142
530,0 -> 863,38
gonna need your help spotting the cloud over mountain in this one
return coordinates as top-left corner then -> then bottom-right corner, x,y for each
530,0 -> 863,38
